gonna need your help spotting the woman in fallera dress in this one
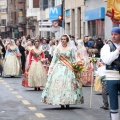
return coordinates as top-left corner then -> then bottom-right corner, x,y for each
28,40 -> 47,90
3,40 -> 20,77
76,40 -> 92,85
41,35 -> 84,108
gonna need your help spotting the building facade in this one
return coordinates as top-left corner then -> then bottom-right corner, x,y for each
26,0 -> 39,37
64,0 -> 84,39
84,0 -> 120,39
0,0 -> 8,38
7,0 -> 26,38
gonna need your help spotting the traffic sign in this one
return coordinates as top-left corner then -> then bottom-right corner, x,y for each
52,20 -> 59,28
39,27 -> 51,31
39,22 -> 52,26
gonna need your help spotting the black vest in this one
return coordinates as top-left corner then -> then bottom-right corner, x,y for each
106,43 -> 120,72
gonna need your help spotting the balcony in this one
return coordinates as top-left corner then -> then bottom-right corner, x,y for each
7,21 -> 13,27
18,17 -> 26,24
26,8 -> 40,17
18,0 -> 25,3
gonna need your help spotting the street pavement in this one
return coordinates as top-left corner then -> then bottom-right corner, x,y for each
0,77 -> 120,120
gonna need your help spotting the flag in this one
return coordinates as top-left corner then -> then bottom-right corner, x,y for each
106,0 -> 120,24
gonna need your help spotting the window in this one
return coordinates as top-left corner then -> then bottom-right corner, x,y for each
88,19 -> 105,38
43,0 -> 48,10
1,19 -> 6,26
33,0 -> 39,8
8,0 -> 12,4
14,0 -> 16,7
66,10 -> 70,17
40,0 -> 48,10
52,0 -> 55,7
0,9 -> 6,13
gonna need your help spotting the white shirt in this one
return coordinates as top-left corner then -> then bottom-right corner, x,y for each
49,45 -> 55,56
100,43 -> 120,80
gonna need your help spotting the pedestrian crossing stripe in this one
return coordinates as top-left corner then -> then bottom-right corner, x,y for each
3,82 -> 7,84
5,85 -> 10,88
22,100 -> 30,105
35,113 -> 45,118
16,95 -> 23,98
9,88 -> 14,91
12,91 -> 18,94
28,107 -> 36,110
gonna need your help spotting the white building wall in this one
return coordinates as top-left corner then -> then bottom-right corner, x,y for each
85,0 -> 113,39
29,0 -> 33,8
26,0 -> 40,36
65,0 -> 84,39
55,0 -> 62,6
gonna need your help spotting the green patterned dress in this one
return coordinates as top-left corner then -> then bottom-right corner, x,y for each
41,47 -> 84,105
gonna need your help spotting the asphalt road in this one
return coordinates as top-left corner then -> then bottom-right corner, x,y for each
0,76 -> 119,120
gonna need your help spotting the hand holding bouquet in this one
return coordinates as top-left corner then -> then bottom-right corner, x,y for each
72,60 -> 84,81
72,60 -> 84,72
97,62 -> 104,67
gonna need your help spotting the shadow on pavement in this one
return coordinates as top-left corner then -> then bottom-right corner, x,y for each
43,107 -> 84,110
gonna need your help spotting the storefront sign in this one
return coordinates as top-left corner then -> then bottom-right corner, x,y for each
85,7 -> 105,21
14,29 -> 19,34
49,6 -> 61,21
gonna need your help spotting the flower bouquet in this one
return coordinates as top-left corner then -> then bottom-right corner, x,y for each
89,57 -> 97,63
73,61 -> 84,72
72,61 -> 84,80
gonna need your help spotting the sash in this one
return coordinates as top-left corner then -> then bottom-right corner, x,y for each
31,49 -> 41,62
59,55 -> 74,71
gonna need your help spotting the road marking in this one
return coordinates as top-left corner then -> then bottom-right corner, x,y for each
5,85 -> 10,88
9,88 -> 14,91
12,91 -> 18,94
0,80 -> 3,82
35,113 -> 45,118
3,82 -> 7,84
16,95 -> 23,98
22,100 -> 30,105
28,107 -> 36,111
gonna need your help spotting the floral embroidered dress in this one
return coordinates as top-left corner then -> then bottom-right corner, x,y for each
41,47 -> 84,105
3,46 -> 20,76
27,48 -> 47,87
76,40 -> 93,86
